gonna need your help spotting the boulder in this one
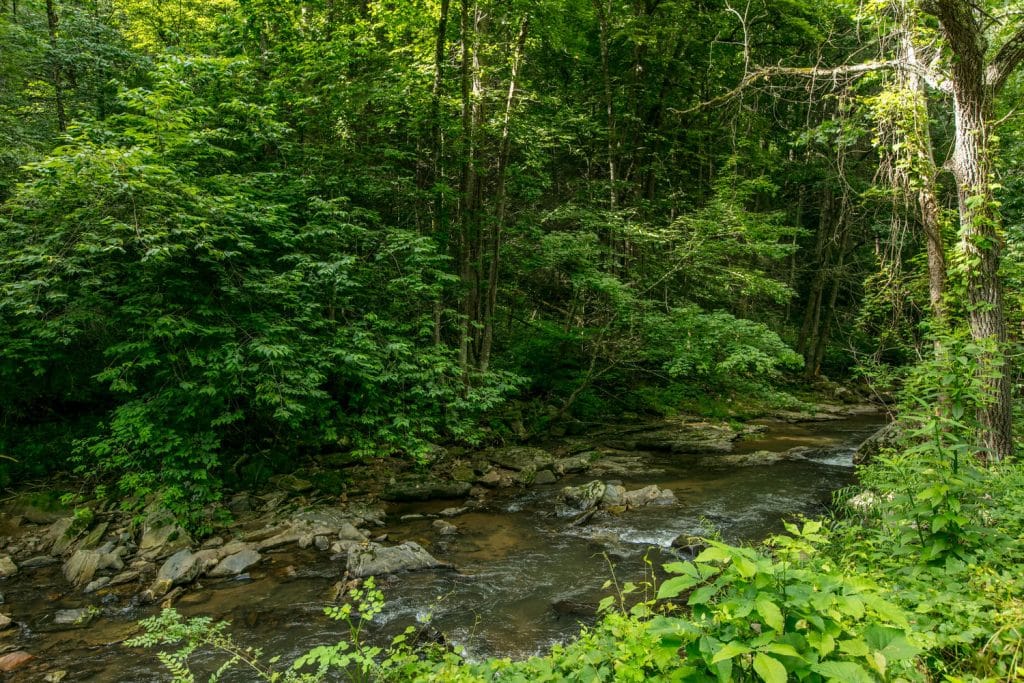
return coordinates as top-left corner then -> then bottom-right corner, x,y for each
603,422 -> 738,454
671,536 -> 709,560
346,542 -> 448,578
138,507 -> 192,560
76,522 -> 109,551
290,508 -> 366,541
84,576 -> 111,593
54,607 -> 97,628
621,485 -> 676,508
156,549 -> 201,586
269,473 -> 313,493
20,555 -> 58,569
0,556 -> 18,578
554,453 -> 597,475
0,613 -> 11,629
533,469 -> 558,485
42,518 -> 76,556
853,422 -> 899,465
562,481 -> 606,511
255,529 -> 304,551
109,570 -> 140,586
209,549 -> 262,578
600,484 -> 626,507
380,476 -> 471,502
0,651 -> 34,672
477,469 -> 513,488
432,520 -> 458,536
485,447 -> 554,473
62,548 -> 122,587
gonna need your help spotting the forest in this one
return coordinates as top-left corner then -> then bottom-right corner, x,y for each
1,0 -> 1023,680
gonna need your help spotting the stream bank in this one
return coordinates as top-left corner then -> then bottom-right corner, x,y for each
0,405 -> 884,681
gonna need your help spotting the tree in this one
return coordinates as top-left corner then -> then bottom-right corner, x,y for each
717,0 -> 1024,459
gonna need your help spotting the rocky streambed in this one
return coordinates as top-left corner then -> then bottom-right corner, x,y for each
0,406 -> 884,681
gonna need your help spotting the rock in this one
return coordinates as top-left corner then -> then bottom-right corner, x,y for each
5,494 -> 65,524
84,576 -> 111,593
77,522 -> 109,550
138,507 -> 192,560
54,607 -> 97,627
346,542 -> 448,578
853,422 -> 899,465
533,469 -> 558,485
330,539 -> 363,556
270,473 -> 314,493
432,520 -> 458,536
314,535 -> 330,551
209,549 -> 262,578
201,536 -> 225,550
20,555 -> 58,569
621,485 -> 676,508
552,597 -> 598,618
157,549 -> 201,586
438,506 -> 468,517
42,518 -> 75,555
562,481 -> 606,511
380,476 -> 471,502
602,421 -> 738,454
554,453 -> 597,475
671,536 -> 709,560
0,650 -> 34,672
450,464 -> 477,483
241,525 -> 287,543
477,470 -> 505,488
601,484 -> 626,507
228,493 -> 253,514
0,556 -> 18,578
514,465 -> 538,485
255,529 -> 303,551
62,548 -> 123,587
44,671 -> 68,682
109,570 -> 140,586
0,613 -> 11,629
288,508 -> 367,543
485,447 -> 555,473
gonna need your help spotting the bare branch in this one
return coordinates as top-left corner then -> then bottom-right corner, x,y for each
671,60 -> 947,115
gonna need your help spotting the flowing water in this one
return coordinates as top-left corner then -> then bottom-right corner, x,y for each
2,413 -> 883,681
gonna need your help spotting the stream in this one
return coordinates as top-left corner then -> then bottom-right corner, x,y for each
1,413 -> 883,681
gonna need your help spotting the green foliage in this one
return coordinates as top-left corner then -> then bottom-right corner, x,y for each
647,306 -> 804,394
0,54 -> 516,526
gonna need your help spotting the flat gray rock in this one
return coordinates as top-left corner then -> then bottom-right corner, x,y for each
346,542 -> 447,577
209,549 -> 262,578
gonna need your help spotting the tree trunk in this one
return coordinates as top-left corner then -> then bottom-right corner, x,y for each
949,83 -> 1012,460
45,0 -> 66,132
478,16 -> 529,374
927,0 -> 1016,460
430,0 -> 450,346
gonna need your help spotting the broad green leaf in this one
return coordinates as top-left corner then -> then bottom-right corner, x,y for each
756,597 -> 785,632
753,653 -> 788,683
711,641 -> 752,664
812,661 -> 873,683
695,546 -> 732,563
658,574 -> 701,599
